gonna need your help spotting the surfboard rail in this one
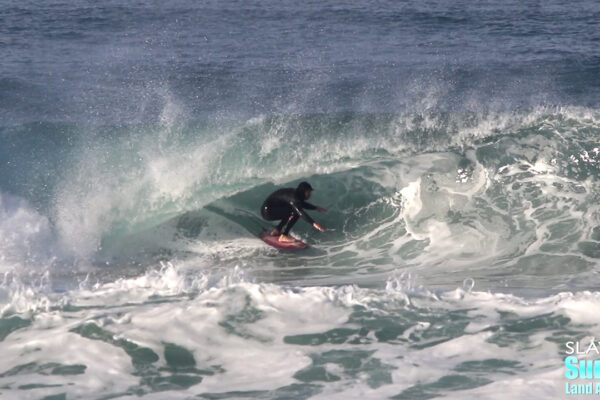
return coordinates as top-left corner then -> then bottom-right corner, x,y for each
260,230 -> 307,250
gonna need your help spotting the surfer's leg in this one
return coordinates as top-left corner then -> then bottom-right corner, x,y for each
278,213 -> 299,242
272,218 -> 287,236
263,206 -> 291,236
282,213 -> 299,236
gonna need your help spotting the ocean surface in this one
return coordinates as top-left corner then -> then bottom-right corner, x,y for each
1,1 -> 600,399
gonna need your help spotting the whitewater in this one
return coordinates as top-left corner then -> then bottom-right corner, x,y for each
2,1 -> 600,399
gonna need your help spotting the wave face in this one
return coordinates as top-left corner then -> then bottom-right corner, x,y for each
2,0 -> 600,398
2,109 -> 599,290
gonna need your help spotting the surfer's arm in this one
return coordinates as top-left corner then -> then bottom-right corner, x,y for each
302,201 -> 317,210
290,201 -> 315,224
302,201 -> 327,212
291,201 -> 325,231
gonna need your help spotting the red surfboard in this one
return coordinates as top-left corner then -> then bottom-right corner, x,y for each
260,230 -> 307,250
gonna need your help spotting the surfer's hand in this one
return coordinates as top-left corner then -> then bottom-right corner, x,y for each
313,222 -> 326,232
316,207 -> 327,212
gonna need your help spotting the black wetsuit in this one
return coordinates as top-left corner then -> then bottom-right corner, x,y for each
261,188 -> 316,235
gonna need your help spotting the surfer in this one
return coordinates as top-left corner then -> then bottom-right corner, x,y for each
261,181 -> 327,242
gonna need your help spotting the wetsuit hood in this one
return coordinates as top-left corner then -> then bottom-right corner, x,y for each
296,181 -> 313,200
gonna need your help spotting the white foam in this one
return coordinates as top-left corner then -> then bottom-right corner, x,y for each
0,191 -> 57,273
1,263 -> 598,399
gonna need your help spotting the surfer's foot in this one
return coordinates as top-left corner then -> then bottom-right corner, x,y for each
270,229 -> 280,236
278,234 -> 295,242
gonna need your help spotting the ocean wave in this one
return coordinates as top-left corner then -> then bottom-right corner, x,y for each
1,106 -> 599,290
0,263 -> 595,399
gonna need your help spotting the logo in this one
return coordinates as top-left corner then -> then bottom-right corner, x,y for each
565,339 -> 600,395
